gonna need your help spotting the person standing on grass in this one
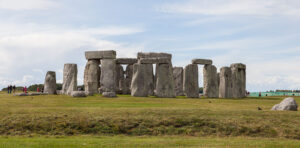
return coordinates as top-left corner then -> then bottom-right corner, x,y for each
12,85 -> 16,93
9,85 -> 12,94
7,85 -> 10,94
37,87 -> 40,92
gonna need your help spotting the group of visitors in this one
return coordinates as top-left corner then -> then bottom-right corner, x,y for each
7,85 -> 16,94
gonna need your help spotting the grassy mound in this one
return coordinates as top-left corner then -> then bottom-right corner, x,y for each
0,92 -> 299,139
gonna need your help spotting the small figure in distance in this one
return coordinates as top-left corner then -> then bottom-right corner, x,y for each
9,85 -> 12,94
7,85 -> 10,94
13,85 -> 16,93
24,86 -> 28,93
37,87 -> 40,92
259,92 -> 261,97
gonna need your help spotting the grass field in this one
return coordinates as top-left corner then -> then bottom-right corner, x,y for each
0,91 -> 299,147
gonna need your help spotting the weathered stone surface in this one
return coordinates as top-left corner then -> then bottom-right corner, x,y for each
271,97 -> 298,111
173,67 -> 184,96
100,59 -> 116,95
139,58 -> 171,64
121,64 -> 134,94
156,63 -> 175,98
125,64 -> 134,79
84,60 -> 100,96
62,64 -> 78,95
192,59 -> 213,65
57,90 -> 63,95
14,93 -> 28,96
71,91 -> 87,97
131,63 -> 154,97
29,92 -> 43,96
219,67 -> 232,98
137,52 -> 172,59
102,92 -> 116,98
115,64 -> 124,94
85,50 -> 116,60
203,65 -> 219,98
116,58 -> 138,64
231,63 -> 246,98
44,71 -> 57,95
183,64 -> 199,98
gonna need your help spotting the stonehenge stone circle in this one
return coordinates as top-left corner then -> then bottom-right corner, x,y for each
203,65 -> 219,98
155,63 -> 176,98
100,59 -> 116,97
173,67 -> 184,96
62,64 -> 78,95
231,63 -> 246,98
271,97 -> 298,111
131,63 -> 154,97
84,59 -> 100,96
219,67 -> 232,98
44,71 -> 57,95
192,59 -> 213,65
85,50 -> 116,60
183,64 -> 199,98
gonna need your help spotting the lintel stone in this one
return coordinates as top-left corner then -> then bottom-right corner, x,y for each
139,57 -> 171,64
85,50 -> 116,60
137,52 -> 172,59
116,58 -> 138,64
192,59 -> 213,65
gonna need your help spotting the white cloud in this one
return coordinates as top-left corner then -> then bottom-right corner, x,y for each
0,0 -> 57,10
158,0 -> 300,17
0,23 -> 144,89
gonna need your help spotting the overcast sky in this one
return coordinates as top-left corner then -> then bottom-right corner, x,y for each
0,0 -> 300,92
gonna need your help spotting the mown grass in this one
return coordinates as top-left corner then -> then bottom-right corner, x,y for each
0,91 -> 300,147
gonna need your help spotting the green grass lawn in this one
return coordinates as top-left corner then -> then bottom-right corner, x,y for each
0,91 -> 299,147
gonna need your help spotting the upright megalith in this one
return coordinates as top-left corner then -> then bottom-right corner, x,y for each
231,63 -> 246,98
62,64 -> 78,95
100,59 -> 116,97
115,64 -> 124,94
173,67 -> 184,96
44,71 -> 57,94
219,67 -> 232,98
131,63 -> 154,97
183,64 -> 199,98
203,65 -> 219,98
84,60 -> 100,95
123,64 -> 134,94
156,63 -> 175,98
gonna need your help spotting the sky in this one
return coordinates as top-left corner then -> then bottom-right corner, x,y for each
0,0 -> 300,92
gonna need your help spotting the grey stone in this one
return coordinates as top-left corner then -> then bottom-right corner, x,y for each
173,67 -> 184,96
62,64 -> 78,95
44,71 -> 57,95
102,92 -> 117,98
231,63 -> 246,98
131,63 -> 154,97
192,59 -> 213,65
219,67 -> 232,98
139,58 -> 171,64
100,59 -> 116,95
271,97 -> 298,111
71,91 -> 87,97
56,90 -> 63,95
203,65 -> 219,98
122,64 -> 134,94
137,52 -> 172,59
29,92 -> 43,96
115,64 -> 124,94
116,58 -> 138,64
84,60 -> 100,96
155,63 -> 176,98
85,50 -> 116,60
183,64 -> 199,98
14,93 -> 28,96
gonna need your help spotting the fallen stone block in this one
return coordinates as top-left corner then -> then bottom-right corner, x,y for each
71,91 -> 87,97
271,97 -> 298,111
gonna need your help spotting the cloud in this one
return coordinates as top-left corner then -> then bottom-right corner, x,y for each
158,0 -> 300,17
0,23 -> 144,89
0,0 -> 58,10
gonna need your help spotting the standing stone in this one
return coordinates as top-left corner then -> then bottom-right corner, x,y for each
231,63 -> 246,98
44,71 -> 57,94
219,67 -> 232,98
100,59 -> 116,97
84,60 -> 100,96
203,65 -> 219,98
131,63 -> 154,97
122,64 -> 134,94
173,67 -> 184,96
62,64 -> 78,95
115,64 -> 124,94
156,63 -> 175,98
183,64 -> 199,98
